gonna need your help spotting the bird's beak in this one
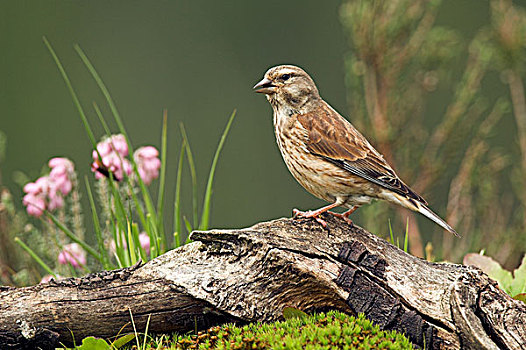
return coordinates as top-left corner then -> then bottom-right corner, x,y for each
253,77 -> 277,94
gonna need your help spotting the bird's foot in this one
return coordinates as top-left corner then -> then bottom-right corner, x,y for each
292,208 -> 328,228
327,211 -> 354,226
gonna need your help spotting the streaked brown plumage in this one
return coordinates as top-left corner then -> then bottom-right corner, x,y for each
254,64 -> 459,236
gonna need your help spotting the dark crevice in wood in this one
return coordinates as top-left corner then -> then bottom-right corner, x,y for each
278,246 -> 339,264
336,244 -> 454,339
340,268 -> 431,347
475,284 -> 511,350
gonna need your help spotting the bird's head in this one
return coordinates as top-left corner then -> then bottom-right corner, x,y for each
253,65 -> 320,111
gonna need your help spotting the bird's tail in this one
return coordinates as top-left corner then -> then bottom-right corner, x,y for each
416,203 -> 460,237
383,192 -> 460,237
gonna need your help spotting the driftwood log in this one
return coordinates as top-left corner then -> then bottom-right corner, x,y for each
0,216 -> 525,349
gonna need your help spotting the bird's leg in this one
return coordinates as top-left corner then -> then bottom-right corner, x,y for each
292,201 -> 342,228
328,206 -> 358,226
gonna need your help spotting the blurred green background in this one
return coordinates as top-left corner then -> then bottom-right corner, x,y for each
1,1 -> 525,264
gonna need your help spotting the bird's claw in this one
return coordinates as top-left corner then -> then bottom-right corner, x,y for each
327,211 -> 354,227
292,208 -> 328,228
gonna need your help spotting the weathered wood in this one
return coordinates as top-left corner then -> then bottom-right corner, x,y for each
0,215 -> 524,349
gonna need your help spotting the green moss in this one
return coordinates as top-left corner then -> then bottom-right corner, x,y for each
170,311 -> 413,349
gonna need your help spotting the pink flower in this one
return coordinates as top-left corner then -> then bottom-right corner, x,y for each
134,146 -> 161,185
23,177 -> 49,195
23,193 -> 46,217
97,134 -> 128,157
49,157 -> 74,170
46,193 -> 64,212
58,243 -> 86,268
91,134 -> 132,181
139,232 -> 150,255
23,177 -> 51,217
108,134 -> 129,157
48,158 -> 74,195
22,158 -> 75,217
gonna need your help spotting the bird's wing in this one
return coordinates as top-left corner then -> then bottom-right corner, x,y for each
296,102 -> 427,206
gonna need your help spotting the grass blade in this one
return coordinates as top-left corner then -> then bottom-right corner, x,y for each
128,185 -> 147,229
127,220 -> 138,264
199,110 -> 236,230
132,222 -> 148,262
128,308 -> 141,350
43,37 -> 97,150
156,110 -> 168,247
92,102 -> 112,136
142,314 -> 152,350
147,214 -> 160,259
107,178 -> 128,232
179,124 -> 198,229
404,218 -> 409,253
173,141 -> 185,247
111,217 -> 126,268
74,45 -> 127,148
388,219 -> 395,246
183,216 -> 193,241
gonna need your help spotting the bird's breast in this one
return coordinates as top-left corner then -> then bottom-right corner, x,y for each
273,110 -> 376,205
276,135 -> 328,200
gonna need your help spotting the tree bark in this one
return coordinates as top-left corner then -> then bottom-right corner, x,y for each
0,216 -> 524,349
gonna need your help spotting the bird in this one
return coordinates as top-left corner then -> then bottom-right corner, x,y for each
253,64 -> 459,237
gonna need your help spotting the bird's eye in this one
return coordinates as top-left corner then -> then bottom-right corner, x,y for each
281,73 -> 291,81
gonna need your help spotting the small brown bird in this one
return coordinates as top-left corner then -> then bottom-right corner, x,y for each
254,65 -> 459,236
